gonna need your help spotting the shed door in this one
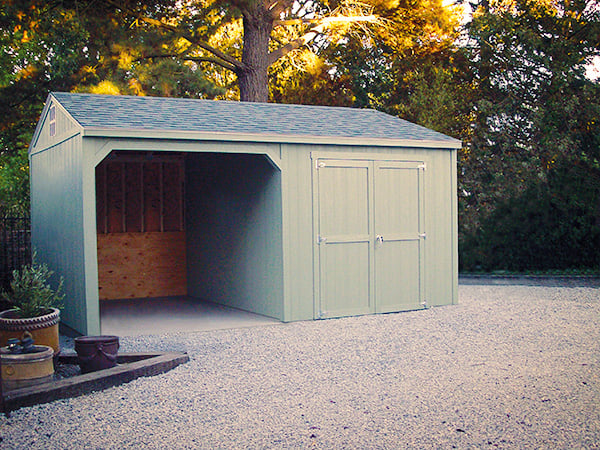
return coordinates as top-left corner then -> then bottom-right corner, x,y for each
314,159 -> 374,318
374,161 -> 425,312
314,158 -> 425,318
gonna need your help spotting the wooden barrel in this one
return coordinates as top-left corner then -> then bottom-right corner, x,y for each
0,345 -> 54,391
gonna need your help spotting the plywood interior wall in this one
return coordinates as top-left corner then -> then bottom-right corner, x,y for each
97,232 -> 187,300
96,152 -> 187,300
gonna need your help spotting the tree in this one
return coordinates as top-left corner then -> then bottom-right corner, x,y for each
459,0 -> 600,271
0,0 -> 220,214
108,0 -> 379,102
271,0 -> 468,120
1,0 -> 462,215
0,0 -> 93,214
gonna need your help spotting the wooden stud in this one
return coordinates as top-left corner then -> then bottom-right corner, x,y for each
125,162 -> 143,232
121,162 -> 126,233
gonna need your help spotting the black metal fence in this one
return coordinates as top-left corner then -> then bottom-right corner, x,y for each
0,217 -> 31,291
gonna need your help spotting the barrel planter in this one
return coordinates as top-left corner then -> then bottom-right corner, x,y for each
75,335 -> 119,374
0,345 -> 55,391
0,308 -> 61,355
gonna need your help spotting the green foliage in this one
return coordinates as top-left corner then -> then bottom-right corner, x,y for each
460,159 -> 600,272
0,1 -> 91,156
1,255 -> 64,318
273,0 -> 465,118
0,147 -> 30,217
269,50 -> 356,105
458,0 -> 600,271
1,0 -> 599,273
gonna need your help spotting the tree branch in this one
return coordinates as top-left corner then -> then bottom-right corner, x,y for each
268,14 -> 377,64
184,56 -> 241,69
134,53 -> 238,71
105,0 -> 244,73
268,26 -> 325,65
273,15 -> 377,27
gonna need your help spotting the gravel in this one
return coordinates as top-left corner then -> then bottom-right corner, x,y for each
1,282 -> 599,449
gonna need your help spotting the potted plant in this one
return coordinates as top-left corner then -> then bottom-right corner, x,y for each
0,256 -> 64,355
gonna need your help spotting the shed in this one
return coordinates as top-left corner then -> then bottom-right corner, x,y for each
29,92 -> 461,335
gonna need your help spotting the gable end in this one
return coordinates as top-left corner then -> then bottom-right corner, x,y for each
29,94 -> 83,154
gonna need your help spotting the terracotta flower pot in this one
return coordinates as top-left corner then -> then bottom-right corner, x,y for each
0,308 -> 61,355
0,345 -> 55,391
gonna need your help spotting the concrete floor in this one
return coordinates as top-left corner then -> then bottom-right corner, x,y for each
99,296 -> 281,337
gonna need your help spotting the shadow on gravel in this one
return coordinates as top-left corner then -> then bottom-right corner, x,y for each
460,275 -> 600,288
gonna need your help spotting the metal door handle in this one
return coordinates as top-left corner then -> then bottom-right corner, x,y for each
376,235 -> 384,243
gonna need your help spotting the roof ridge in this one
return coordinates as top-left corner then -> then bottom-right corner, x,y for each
51,92 -> 384,114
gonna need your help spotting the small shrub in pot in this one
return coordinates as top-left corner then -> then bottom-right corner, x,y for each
0,255 -> 64,353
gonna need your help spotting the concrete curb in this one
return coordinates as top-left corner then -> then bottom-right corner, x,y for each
459,274 -> 600,287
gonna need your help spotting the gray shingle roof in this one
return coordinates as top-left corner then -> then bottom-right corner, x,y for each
51,92 -> 460,146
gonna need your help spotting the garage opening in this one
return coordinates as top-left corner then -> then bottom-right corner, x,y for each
96,150 -> 283,335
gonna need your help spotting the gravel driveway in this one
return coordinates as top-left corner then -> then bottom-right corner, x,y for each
1,281 -> 599,449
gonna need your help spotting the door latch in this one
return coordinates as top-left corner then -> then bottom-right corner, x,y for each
376,235 -> 384,244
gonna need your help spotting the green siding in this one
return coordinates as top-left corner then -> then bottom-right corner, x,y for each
30,100 -> 81,153
185,153 -> 283,319
282,144 -> 458,321
281,145 -> 315,321
30,134 -> 91,334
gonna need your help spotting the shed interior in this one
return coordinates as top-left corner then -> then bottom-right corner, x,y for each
95,150 -> 283,326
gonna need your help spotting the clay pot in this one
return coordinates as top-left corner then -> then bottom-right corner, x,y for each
0,345 -> 54,391
0,308 -> 60,355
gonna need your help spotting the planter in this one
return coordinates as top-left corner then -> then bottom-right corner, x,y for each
0,345 -> 55,391
0,308 -> 61,355
75,335 -> 119,374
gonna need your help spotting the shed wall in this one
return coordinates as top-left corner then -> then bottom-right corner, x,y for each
186,153 -> 284,319
30,126 -> 455,334
30,135 -> 89,333
281,144 -> 457,321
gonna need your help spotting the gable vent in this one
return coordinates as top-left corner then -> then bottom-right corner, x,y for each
49,105 -> 56,137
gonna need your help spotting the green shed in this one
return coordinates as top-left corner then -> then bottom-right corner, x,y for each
29,93 -> 461,335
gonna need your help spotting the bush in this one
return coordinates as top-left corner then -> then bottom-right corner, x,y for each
460,161 -> 600,272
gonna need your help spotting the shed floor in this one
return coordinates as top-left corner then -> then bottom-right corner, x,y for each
100,296 -> 281,337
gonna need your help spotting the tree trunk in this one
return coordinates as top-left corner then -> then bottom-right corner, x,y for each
238,5 -> 273,102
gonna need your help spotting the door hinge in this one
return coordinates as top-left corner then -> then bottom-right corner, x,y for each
421,300 -> 428,308
317,235 -> 327,244
316,160 -> 326,169
418,163 -> 426,170
317,310 -> 327,319
419,232 -> 427,239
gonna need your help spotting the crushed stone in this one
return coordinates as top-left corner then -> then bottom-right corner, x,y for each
1,282 -> 598,449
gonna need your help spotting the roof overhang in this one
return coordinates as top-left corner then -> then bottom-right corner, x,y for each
81,127 -> 462,149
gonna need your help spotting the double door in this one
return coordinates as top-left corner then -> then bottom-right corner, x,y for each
314,158 -> 425,318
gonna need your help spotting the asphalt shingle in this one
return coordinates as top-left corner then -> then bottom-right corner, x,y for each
51,92 -> 460,145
